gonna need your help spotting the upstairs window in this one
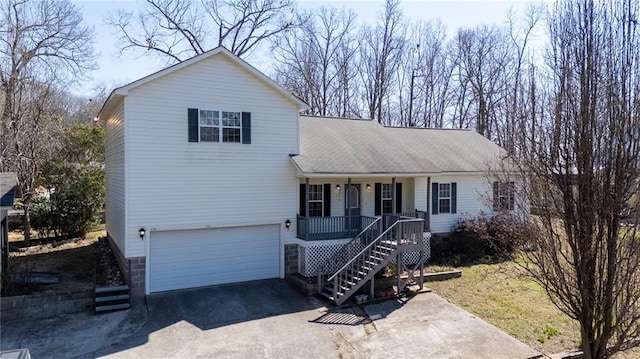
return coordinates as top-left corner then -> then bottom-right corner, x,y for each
199,110 -> 241,143
188,108 -> 251,144
221,111 -> 241,143
199,110 -> 219,142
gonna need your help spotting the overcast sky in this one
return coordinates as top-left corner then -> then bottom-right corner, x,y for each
73,0 -> 543,96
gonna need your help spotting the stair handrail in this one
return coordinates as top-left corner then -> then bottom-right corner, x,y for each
326,218 -> 422,283
316,216 -> 382,277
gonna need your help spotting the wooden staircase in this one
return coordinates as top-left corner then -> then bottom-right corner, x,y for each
317,215 -> 426,305
94,285 -> 131,313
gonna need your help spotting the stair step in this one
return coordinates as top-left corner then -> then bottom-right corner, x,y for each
95,303 -> 131,313
347,270 -> 367,277
318,288 -> 335,300
372,250 -> 389,257
375,245 -> 394,251
95,285 -> 128,294
95,294 -> 130,303
339,285 -> 354,293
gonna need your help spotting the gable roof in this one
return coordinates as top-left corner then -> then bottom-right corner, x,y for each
0,172 -> 17,208
290,116 -> 507,177
97,46 -> 308,121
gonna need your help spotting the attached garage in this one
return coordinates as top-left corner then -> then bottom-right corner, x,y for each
148,225 -> 280,293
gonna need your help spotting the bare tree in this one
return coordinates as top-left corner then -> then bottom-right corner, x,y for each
503,3 -> 544,155
405,20 -> 453,128
272,6 -> 358,117
520,0 -> 640,357
0,0 -> 96,242
449,25 -> 511,140
359,0 -> 405,124
107,0 -> 297,62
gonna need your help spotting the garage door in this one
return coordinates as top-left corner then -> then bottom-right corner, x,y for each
149,225 -> 280,293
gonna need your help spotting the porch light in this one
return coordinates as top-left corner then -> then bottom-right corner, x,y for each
139,228 -> 146,240
284,219 -> 291,230
366,184 -> 371,190
336,184 -> 341,191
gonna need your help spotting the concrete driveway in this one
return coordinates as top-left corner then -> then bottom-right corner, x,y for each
1,279 -> 541,359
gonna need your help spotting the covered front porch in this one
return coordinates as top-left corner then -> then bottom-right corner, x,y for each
294,176 -> 432,278
296,177 -> 431,241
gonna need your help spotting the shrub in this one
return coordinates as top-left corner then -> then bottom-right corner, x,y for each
29,196 -> 54,238
432,213 -> 531,264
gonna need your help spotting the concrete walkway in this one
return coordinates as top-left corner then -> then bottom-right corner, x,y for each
1,279 -> 541,359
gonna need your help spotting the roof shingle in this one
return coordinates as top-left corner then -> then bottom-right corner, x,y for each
290,116 -> 507,176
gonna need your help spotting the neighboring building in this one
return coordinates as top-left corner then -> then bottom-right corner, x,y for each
0,172 -> 17,274
97,47 -> 523,297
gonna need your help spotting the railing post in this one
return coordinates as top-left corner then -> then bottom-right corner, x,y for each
305,178 -> 310,240
346,178 -> 351,236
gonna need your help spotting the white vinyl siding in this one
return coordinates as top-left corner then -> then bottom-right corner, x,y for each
149,225 -> 279,293
104,100 -> 126,255
123,54 -> 300,258
429,175 -> 493,233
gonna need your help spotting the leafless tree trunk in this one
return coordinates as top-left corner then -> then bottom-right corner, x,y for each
520,1 -> 640,357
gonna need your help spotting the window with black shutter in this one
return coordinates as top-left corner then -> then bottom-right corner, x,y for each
187,109 -> 251,144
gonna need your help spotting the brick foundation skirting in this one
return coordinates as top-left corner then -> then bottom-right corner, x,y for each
106,233 -> 146,297
284,244 -> 299,275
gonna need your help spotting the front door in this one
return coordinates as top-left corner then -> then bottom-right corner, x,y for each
345,184 -> 361,234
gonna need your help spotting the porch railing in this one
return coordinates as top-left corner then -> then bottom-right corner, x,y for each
296,215 -> 379,241
383,210 -> 429,232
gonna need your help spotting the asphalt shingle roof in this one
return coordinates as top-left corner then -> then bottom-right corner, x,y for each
290,116 -> 507,176
0,172 -> 17,207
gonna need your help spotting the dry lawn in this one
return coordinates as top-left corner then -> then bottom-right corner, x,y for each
428,260 -> 579,355
427,260 -> 640,358
4,225 -> 106,295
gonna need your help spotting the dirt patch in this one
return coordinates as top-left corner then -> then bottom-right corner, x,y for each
2,226 -> 125,296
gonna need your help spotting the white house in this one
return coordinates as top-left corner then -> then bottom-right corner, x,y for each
97,47 -> 521,297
